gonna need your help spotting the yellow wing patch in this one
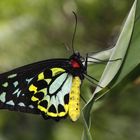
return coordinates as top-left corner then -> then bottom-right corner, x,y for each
68,76 -> 81,122
38,72 -> 44,80
29,84 -> 37,93
28,67 -> 70,119
51,68 -> 65,76
38,105 -> 47,113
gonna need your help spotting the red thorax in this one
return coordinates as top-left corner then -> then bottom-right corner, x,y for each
70,59 -> 80,68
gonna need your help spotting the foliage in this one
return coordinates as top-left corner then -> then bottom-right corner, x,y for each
82,0 -> 139,139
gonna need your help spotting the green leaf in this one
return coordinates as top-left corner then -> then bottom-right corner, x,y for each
82,0 -> 138,139
110,0 -> 140,87
94,0 -> 137,98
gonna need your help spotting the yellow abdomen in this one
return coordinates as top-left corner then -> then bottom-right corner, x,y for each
68,76 -> 81,121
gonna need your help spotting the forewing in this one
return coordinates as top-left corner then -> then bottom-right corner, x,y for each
0,68 -> 39,114
0,59 -> 69,114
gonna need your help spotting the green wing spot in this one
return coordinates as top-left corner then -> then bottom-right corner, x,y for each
18,102 -> 25,107
13,81 -> 18,87
0,92 -> 6,103
8,74 -> 17,78
6,100 -> 15,106
2,82 -> 8,87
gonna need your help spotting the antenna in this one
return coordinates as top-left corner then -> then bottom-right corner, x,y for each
71,11 -> 77,53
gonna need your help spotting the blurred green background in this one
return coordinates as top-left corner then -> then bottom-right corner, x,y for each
0,0 -> 140,140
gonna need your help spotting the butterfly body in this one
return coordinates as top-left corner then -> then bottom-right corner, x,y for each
0,53 -> 86,121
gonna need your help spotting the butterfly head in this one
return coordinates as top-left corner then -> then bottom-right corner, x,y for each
69,52 -> 86,79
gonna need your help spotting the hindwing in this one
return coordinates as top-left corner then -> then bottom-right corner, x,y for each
28,67 -> 73,119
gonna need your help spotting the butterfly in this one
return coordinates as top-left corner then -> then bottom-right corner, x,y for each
0,51 -> 91,121
0,12 -> 100,122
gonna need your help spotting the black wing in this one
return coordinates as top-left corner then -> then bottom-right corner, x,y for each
0,58 -> 70,114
